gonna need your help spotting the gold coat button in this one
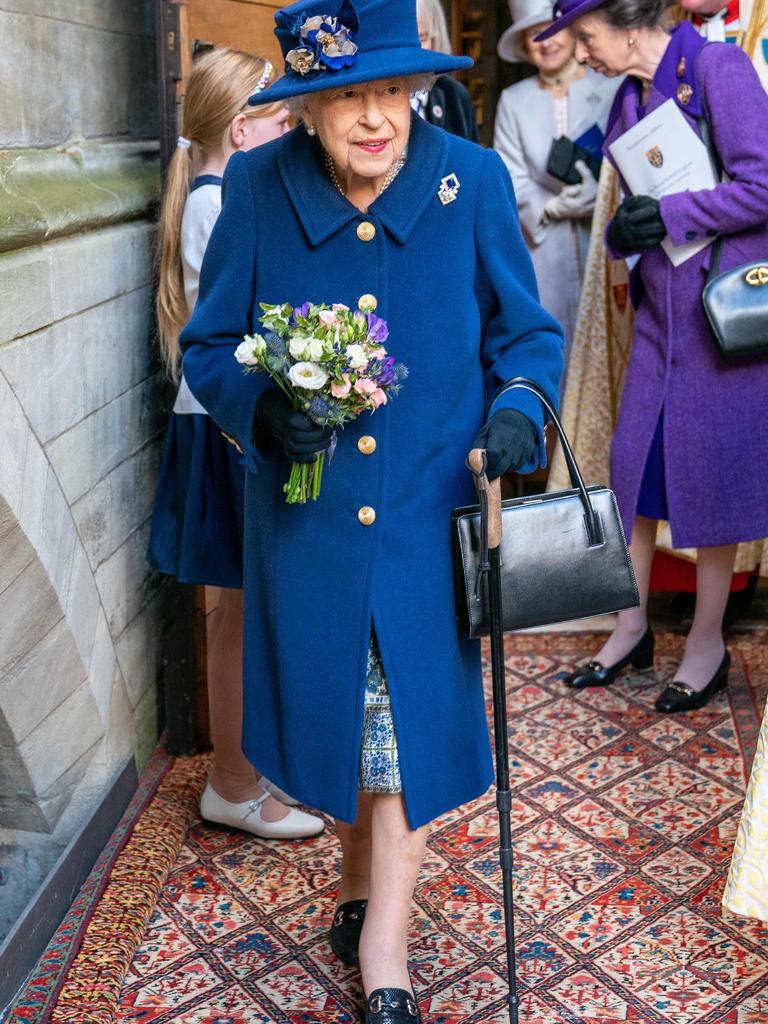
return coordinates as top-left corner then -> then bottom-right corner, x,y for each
357,221 -> 376,242
358,293 -> 378,312
358,506 -> 376,526
358,435 -> 377,455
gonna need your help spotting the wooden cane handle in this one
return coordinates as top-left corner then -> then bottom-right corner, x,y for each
468,448 -> 502,550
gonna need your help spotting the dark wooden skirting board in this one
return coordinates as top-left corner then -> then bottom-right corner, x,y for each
0,755 -> 138,1013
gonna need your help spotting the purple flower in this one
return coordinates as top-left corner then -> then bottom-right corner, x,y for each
293,302 -> 311,320
377,356 -> 396,386
367,313 -> 389,344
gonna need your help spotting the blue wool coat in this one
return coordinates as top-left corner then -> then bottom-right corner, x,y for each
181,114 -> 563,829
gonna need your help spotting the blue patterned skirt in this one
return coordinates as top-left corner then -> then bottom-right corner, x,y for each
359,631 -> 402,794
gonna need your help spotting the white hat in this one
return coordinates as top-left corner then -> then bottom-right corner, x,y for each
497,0 -> 556,63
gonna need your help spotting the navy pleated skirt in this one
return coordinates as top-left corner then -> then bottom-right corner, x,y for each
148,413 -> 244,588
636,412 -> 669,521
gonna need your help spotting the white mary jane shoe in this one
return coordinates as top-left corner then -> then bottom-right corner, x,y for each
259,775 -> 300,806
199,783 -> 324,839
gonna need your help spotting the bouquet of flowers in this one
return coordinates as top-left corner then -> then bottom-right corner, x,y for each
235,297 -> 407,504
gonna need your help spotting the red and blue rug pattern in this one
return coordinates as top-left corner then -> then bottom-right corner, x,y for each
112,633 -> 768,1024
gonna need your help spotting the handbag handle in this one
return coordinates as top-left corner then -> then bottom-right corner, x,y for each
489,376 -> 604,547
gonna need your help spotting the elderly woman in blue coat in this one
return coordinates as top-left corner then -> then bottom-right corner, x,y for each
181,0 -> 563,1019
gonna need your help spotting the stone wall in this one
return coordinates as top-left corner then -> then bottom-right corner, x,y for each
0,0 -> 166,937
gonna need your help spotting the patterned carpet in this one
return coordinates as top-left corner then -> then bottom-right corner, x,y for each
105,632 -> 768,1024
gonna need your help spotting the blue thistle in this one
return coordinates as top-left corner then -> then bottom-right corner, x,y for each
308,396 -> 330,424
393,362 -> 409,384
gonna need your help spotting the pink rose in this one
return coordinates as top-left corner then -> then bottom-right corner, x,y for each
331,373 -> 352,398
354,377 -> 377,397
332,303 -> 350,312
319,310 -> 338,328
369,388 -> 388,408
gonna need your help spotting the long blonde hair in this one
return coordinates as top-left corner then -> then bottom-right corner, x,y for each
416,0 -> 453,53
156,48 -> 282,377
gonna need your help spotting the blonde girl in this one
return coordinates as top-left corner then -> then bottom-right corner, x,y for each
149,47 -> 323,840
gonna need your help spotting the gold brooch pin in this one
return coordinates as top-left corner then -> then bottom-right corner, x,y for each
438,173 -> 460,206
677,57 -> 686,79
677,83 -> 693,106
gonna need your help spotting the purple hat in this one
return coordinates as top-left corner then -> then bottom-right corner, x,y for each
533,0 -> 607,41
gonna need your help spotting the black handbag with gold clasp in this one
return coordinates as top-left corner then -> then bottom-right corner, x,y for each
697,106 -> 768,361
452,378 -> 639,638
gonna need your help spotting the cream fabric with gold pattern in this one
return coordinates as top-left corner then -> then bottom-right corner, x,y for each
724,704 -> 768,922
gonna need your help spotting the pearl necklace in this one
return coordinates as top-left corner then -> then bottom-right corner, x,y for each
325,149 -> 406,199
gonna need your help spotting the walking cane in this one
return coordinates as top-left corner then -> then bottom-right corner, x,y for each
468,448 -> 519,1024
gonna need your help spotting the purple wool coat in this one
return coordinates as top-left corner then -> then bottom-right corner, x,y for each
604,21 -> 768,549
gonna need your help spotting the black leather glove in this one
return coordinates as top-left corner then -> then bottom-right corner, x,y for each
472,409 -> 538,481
607,195 -> 666,255
256,388 -> 333,463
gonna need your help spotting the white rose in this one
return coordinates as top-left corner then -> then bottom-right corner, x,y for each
306,337 -> 325,361
288,361 -> 329,391
345,344 -> 369,370
289,337 -> 308,359
235,339 -> 260,366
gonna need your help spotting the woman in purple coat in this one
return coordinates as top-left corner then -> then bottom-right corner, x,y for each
540,0 -> 768,712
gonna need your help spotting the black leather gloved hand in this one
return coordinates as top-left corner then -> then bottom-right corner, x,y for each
472,409 -> 538,480
607,195 -> 666,255
256,388 -> 333,463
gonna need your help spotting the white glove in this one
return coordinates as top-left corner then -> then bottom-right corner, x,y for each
543,160 -> 599,222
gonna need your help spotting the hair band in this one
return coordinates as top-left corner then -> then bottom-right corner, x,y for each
177,135 -> 192,149
247,60 -> 274,105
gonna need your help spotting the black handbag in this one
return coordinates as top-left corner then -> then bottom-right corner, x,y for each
452,378 -> 639,638
546,136 -> 602,187
697,114 -> 768,361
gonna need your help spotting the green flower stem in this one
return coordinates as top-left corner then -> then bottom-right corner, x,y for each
284,451 -> 326,505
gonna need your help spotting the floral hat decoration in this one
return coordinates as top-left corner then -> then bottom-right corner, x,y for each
247,0 -> 473,106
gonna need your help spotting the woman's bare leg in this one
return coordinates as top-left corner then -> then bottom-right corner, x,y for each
205,586 -> 287,822
358,794 -> 429,996
594,515 -> 657,665
674,544 -> 737,691
335,792 -> 374,904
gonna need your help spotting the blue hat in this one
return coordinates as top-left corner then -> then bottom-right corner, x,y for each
534,0 -> 606,41
247,0 -> 473,106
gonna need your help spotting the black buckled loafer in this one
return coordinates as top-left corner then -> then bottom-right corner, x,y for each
563,627 -> 655,689
329,899 -> 367,964
365,988 -> 422,1023
655,650 -> 730,713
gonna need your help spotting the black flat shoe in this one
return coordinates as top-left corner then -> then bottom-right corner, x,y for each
563,627 -> 655,689
655,650 -> 730,713
365,988 -> 422,1023
330,899 -> 367,964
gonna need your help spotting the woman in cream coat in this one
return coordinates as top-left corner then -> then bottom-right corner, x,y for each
493,0 -> 620,357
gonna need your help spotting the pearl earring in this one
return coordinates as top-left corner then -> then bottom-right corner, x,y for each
305,124 -> 316,136
628,37 -> 635,46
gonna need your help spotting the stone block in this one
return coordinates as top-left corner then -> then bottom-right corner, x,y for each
19,680 -> 103,798
45,371 -> 167,504
61,542 -> 101,673
0,519 -> 33,594
133,685 -> 160,771
88,611 -> 118,726
0,285 -> 154,444
0,1 -> 154,38
0,220 -> 155,345
0,558 -> 62,680
72,438 -> 162,570
0,618 -> 87,746
35,743 -> 99,830
0,11 -> 156,149
103,674 -> 137,767
116,585 -> 170,709
93,518 -> 161,638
